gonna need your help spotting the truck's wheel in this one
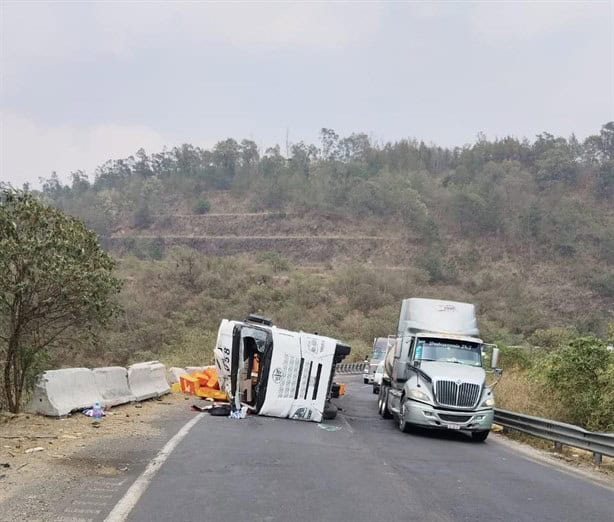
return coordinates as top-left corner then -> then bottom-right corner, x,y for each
323,403 -> 338,420
398,399 -> 412,433
363,378 -> 369,384
471,430 -> 489,442
381,387 -> 393,419
372,385 -> 379,395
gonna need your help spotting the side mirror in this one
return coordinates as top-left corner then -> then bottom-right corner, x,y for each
412,359 -> 421,369
491,348 -> 500,369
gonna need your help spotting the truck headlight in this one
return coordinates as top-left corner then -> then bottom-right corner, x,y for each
481,397 -> 495,407
408,389 -> 432,403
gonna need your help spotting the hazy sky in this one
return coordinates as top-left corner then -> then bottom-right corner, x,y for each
1,1 -> 613,186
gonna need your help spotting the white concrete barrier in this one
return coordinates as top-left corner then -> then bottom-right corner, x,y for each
94,366 -> 136,408
185,366 -> 206,374
128,361 -> 170,401
28,368 -> 101,416
167,367 -> 187,384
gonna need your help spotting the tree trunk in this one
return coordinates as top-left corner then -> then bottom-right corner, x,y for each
4,332 -> 21,413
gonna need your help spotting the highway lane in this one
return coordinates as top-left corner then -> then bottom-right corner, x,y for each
127,376 -> 613,522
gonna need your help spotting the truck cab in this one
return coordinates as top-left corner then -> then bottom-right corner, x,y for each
213,315 -> 350,422
363,337 -> 393,385
379,299 -> 501,441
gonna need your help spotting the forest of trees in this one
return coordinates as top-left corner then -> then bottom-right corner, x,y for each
37,123 -> 613,251
35,123 -> 613,292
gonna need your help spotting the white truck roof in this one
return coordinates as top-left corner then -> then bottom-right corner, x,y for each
398,298 -> 479,337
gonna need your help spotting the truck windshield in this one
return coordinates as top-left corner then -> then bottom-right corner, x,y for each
372,338 -> 391,360
371,350 -> 386,361
415,339 -> 481,367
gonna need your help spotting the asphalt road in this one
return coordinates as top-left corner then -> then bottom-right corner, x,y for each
127,376 -> 613,522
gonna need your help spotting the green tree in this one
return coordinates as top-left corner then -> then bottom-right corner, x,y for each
539,336 -> 612,430
0,190 -> 121,412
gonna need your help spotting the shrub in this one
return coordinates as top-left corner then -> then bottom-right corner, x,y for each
536,336 -> 612,430
193,198 -> 211,214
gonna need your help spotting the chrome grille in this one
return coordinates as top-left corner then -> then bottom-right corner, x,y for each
438,414 -> 472,423
435,381 -> 480,408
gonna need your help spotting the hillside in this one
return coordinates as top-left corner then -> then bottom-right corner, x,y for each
21,124 -> 611,368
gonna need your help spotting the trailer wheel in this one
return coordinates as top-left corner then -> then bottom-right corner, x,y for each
471,430 -> 489,442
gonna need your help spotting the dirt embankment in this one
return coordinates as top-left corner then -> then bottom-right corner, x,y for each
0,393 -> 193,520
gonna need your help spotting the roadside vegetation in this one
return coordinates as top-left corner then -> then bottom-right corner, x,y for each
0,191 -> 121,412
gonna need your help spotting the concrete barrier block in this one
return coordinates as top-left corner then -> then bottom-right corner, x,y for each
167,367 -> 187,385
128,361 -> 170,401
94,366 -> 136,408
28,368 -> 101,417
185,366 -> 206,374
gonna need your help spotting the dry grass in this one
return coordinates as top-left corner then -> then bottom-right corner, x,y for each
495,368 -> 566,420
495,368 -> 614,476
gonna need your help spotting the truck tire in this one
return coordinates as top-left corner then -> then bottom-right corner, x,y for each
398,399 -> 412,433
381,387 -> 393,419
363,378 -> 369,384
471,430 -> 489,442
372,385 -> 379,395
323,403 -> 338,420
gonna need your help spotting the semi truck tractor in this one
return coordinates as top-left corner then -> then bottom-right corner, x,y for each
378,298 -> 501,441
213,314 -> 350,422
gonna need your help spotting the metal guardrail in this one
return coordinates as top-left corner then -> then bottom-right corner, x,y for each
335,362 -> 368,374
494,408 -> 614,465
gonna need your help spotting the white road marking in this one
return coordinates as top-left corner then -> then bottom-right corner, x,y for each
104,414 -> 203,522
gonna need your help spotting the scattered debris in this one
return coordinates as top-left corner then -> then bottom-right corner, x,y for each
317,424 -> 342,432
208,404 -> 232,417
180,367 -> 227,400
1,435 -> 58,440
229,406 -> 248,419
1,462 -> 10,468
191,404 -> 212,412
24,447 -> 44,454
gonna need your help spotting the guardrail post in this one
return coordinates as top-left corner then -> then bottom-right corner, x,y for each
554,442 -> 563,453
593,452 -> 602,466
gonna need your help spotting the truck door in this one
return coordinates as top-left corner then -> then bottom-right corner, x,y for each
213,319 -> 239,398
392,336 -> 412,386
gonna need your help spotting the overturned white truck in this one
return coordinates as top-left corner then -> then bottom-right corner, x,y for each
213,315 -> 351,422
